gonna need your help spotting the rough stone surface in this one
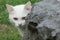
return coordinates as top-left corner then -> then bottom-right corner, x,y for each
21,0 -> 60,40
24,0 -> 60,40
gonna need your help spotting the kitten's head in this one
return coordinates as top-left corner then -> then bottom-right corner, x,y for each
6,1 -> 32,27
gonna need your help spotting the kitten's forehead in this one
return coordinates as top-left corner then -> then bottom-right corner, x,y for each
12,13 -> 27,18
13,5 -> 25,10
12,5 -> 28,17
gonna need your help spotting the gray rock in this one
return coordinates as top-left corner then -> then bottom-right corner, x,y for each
25,0 -> 60,40
22,25 -> 53,40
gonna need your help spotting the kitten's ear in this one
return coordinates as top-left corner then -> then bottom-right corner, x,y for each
24,1 -> 32,13
6,4 -> 14,12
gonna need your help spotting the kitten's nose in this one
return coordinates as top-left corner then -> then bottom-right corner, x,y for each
19,24 -> 22,26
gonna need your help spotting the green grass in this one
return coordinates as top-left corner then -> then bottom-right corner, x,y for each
0,24 -> 21,40
0,0 -> 41,40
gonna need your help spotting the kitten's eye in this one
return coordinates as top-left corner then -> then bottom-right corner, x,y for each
14,18 -> 18,20
22,17 -> 25,20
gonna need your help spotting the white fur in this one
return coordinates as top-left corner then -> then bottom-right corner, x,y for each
9,5 -> 28,26
6,1 -> 31,27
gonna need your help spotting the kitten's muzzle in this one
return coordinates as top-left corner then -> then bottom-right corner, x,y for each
19,24 -> 22,27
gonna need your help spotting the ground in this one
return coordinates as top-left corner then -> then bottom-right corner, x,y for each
0,0 -> 41,40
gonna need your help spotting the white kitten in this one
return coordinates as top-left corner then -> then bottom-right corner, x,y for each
6,1 -> 31,26
6,1 -> 31,36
